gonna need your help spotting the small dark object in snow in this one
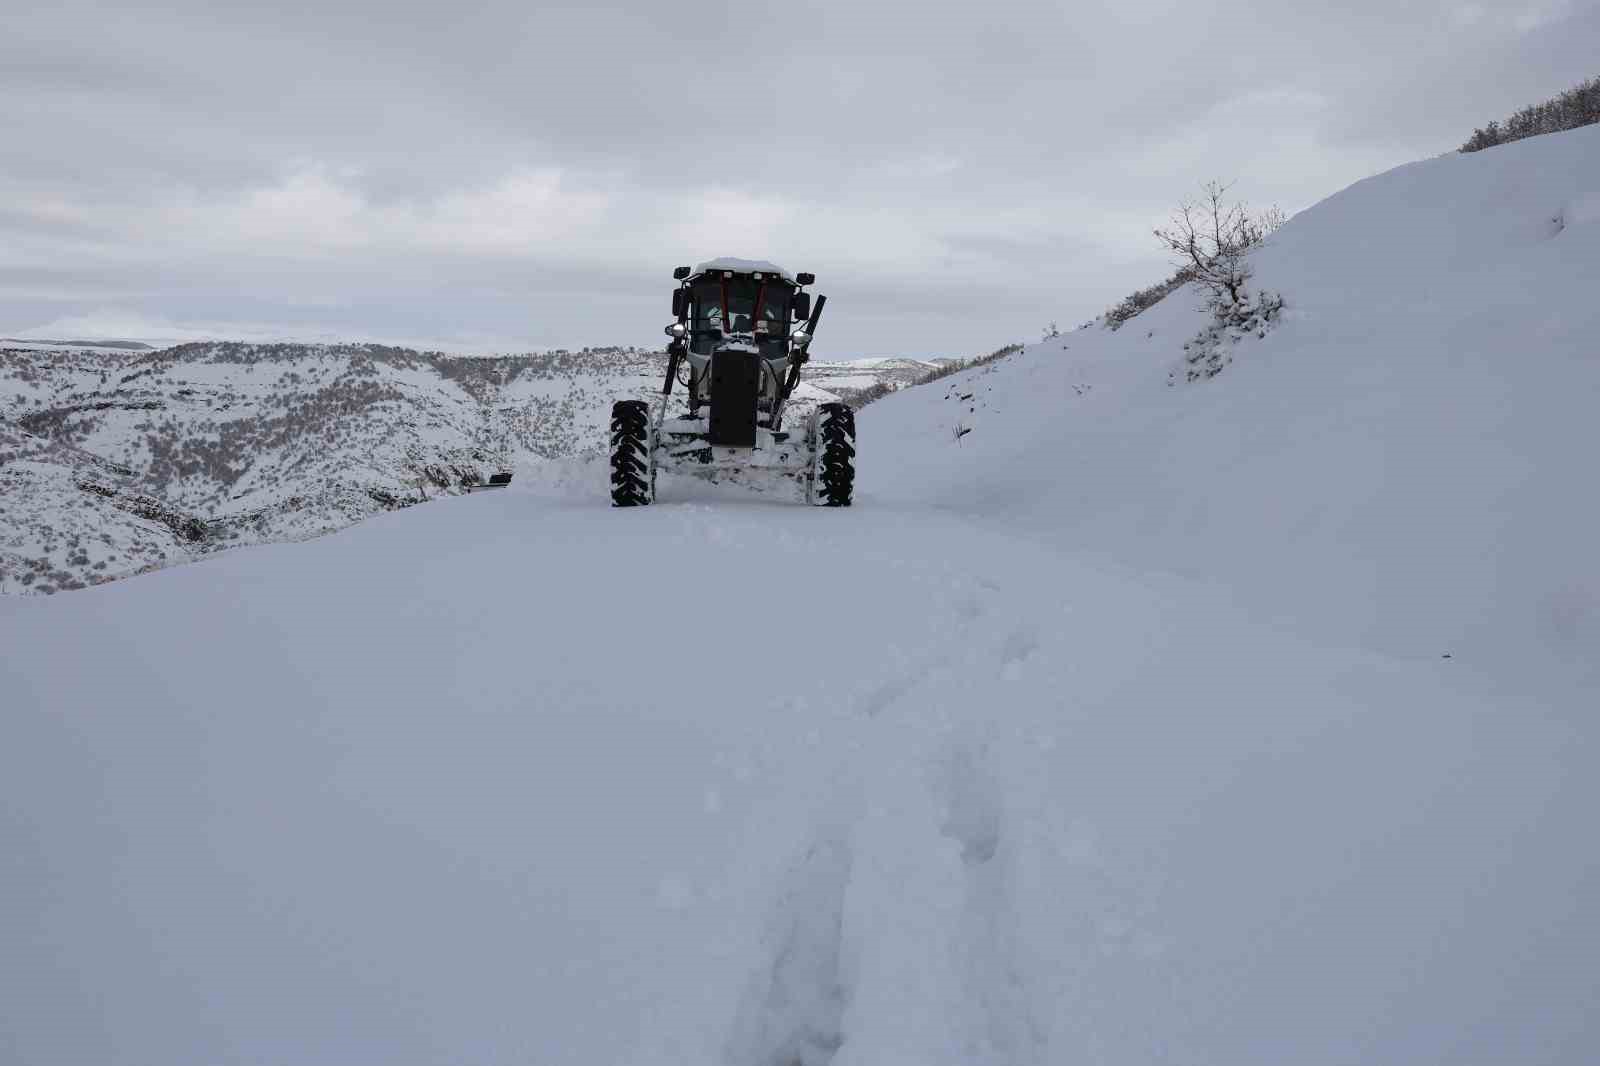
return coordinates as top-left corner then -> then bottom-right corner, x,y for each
466,471 -> 514,493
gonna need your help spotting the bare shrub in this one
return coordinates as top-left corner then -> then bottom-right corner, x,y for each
1154,180 -> 1284,312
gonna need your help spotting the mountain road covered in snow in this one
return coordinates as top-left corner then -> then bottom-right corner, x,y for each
4,125 -> 1599,1064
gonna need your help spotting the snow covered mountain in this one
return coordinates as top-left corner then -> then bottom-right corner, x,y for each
3,126 -> 1597,1066
2,343 -> 934,593
2,341 -> 523,592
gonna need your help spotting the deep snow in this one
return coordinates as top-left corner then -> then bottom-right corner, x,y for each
3,126 -> 1598,1065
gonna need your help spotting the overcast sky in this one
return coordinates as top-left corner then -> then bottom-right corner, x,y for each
4,0 -> 1597,356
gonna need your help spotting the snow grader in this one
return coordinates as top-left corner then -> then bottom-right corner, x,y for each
609,258 -> 854,507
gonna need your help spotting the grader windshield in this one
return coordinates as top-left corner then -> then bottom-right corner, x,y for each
689,274 -> 794,357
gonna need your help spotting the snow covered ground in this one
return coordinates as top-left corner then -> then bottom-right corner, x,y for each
3,126 -> 1597,1065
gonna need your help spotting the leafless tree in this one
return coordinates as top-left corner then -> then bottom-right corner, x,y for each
1154,181 -> 1283,310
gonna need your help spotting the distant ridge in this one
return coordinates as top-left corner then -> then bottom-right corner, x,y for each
2,337 -> 155,350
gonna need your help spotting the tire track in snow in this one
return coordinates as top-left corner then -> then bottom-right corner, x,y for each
935,734 -> 1046,1065
726,830 -> 854,1066
728,569 -> 1049,1064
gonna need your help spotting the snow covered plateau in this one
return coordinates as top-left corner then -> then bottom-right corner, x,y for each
3,125 -> 1598,1065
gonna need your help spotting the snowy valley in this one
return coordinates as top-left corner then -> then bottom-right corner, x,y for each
3,124 -> 1598,1066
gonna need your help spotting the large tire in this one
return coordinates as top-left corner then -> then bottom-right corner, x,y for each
610,400 -> 654,507
809,402 -> 855,506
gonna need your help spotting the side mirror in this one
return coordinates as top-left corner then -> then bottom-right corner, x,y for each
672,266 -> 692,280
795,272 -> 815,286
671,288 -> 688,319
790,292 -> 812,322
664,322 -> 686,338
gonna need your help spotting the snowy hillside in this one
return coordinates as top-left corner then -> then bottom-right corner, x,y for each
3,126 -> 1597,1066
2,342 -> 526,592
870,123 -> 1600,672
0,420 -> 206,590
1,343 -> 925,593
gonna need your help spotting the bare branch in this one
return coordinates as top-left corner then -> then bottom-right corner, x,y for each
1152,179 -> 1285,311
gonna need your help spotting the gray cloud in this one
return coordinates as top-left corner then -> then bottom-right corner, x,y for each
4,0 -> 1597,354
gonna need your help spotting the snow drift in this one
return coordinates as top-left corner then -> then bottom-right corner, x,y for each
2,127 -> 1597,1066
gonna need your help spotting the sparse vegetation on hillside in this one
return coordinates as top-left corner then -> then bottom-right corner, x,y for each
1104,269 -> 1193,330
1099,181 -> 1283,333
1460,74 -> 1600,153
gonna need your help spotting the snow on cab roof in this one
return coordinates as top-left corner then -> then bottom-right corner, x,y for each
694,257 -> 794,281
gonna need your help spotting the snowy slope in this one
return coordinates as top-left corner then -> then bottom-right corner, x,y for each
3,127 -> 1598,1066
868,124 -> 1600,673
